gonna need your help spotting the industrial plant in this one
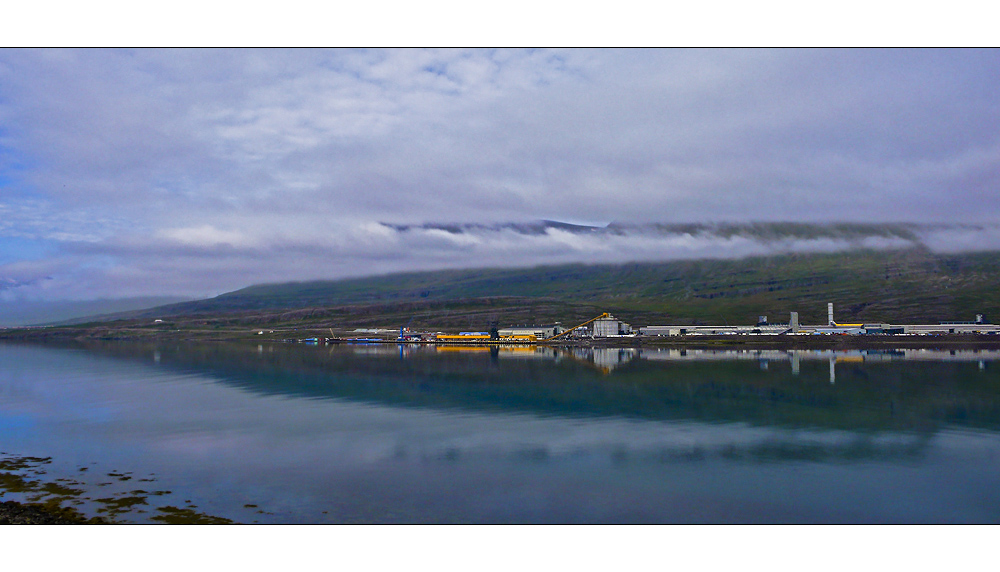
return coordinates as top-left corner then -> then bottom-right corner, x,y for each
638,304 -> 998,337
331,303 -> 999,344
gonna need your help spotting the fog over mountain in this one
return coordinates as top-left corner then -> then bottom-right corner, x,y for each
4,221 -> 1000,326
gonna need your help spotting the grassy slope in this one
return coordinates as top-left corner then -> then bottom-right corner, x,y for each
128,247 -> 1000,328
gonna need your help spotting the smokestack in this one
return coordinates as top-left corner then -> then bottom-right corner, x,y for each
828,303 -> 834,326
790,312 -> 800,332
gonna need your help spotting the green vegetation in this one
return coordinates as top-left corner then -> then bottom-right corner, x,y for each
131,247 -> 1000,326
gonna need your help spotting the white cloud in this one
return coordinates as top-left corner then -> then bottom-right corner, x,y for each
157,225 -> 255,248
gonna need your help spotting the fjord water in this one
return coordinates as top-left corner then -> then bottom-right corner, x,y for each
2,341 -> 999,523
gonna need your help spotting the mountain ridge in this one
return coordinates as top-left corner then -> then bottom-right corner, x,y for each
105,247 -> 1000,327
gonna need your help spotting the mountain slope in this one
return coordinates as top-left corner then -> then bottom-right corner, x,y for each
131,247 -> 1000,326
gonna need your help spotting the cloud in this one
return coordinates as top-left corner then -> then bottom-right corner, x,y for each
157,225 -> 256,249
1,49 -> 999,302
0,259 -> 61,299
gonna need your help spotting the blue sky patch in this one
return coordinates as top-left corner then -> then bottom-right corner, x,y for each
0,235 -> 55,264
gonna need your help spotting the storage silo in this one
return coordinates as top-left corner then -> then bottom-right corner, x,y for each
592,315 -> 621,337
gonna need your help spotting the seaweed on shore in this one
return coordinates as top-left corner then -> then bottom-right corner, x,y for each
0,453 -> 233,524
0,500 -> 103,524
152,506 -> 233,525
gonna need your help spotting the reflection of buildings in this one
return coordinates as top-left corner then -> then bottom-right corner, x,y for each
637,347 -> 999,383
556,347 -> 638,373
592,348 -> 637,372
430,345 -> 561,360
638,347 -> 1000,363
129,342 -> 1000,441
491,346 -> 560,360
350,344 -> 410,356
352,343 -> 1000,379
342,342 -> 1000,382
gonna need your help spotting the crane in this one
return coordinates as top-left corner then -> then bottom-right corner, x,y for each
542,313 -> 611,342
398,317 -> 416,341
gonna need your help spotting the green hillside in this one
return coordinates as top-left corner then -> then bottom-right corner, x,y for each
137,247 -> 1000,327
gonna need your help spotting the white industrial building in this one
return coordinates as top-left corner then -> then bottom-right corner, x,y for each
900,323 -> 1000,335
592,315 -> 632,337
639,324 -> 791,336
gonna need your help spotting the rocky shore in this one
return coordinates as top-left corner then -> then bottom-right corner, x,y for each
0,500 -> 102,524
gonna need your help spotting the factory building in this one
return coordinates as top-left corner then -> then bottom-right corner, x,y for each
811,304 -> 997,335
640,312 -> 795,336
497,325 -> 564,339
639,324 -> 791,336
592,315 -> 632,337
901,323 -> 1000,335
639,326 -> 687,336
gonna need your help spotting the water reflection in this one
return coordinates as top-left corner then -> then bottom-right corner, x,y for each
2,341 -> 1000,523
70,342 -> 1000,435
350,342 -> 1000,377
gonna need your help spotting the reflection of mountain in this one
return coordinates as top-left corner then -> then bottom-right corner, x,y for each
77,341 -> 1000,435
612,435 -> 934,465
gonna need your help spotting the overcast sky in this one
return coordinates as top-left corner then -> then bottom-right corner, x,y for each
1,48 -> 999,309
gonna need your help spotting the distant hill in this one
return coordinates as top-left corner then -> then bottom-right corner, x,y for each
123,247 -> 1000,327
0,296 -> 192,328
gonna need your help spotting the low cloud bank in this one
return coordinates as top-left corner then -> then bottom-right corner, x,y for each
382,221 -> 998,264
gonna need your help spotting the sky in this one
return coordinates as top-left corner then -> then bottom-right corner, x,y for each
1,48 -> 999,319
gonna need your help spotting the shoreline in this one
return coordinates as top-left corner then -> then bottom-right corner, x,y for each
0,452 -> 233,525
549,334 -> 1000,350
5,326 -> 1000,351
0,500 -> 102,525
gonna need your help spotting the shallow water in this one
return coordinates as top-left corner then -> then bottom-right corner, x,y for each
1,341 -> 999,523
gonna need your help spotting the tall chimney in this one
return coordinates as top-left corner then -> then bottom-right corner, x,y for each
828,303 -> 834,326
790,312 -> 800,332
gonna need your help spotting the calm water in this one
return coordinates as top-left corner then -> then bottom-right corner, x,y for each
2,341 -> 999,523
